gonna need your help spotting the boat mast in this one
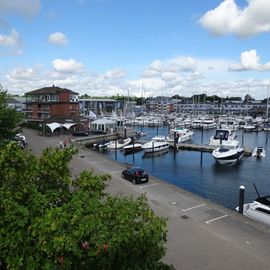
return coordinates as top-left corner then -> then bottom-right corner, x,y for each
266,86 -> 269,120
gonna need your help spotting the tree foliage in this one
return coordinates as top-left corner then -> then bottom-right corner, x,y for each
0,143 -> 172,269
244,94 -> 255,102
0,86 -> 23,147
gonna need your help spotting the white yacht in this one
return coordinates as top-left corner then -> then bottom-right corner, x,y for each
107,138 -> 132,149
142,136 -> 170,153
191,118 -> 203,129
236,196 -> 270,227
202,119 -> 217,130
212,140 -> 244,165
209,128 -> 237,146
243,121 -> 256,132
166,127 -> 194,143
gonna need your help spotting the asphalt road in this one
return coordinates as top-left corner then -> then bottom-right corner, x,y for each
23,128 -> 270,270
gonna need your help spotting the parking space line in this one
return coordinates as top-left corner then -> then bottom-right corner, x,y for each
110,170 -> 122,174
92,160 -> 106,164
182,204 -> 205,212
139,183 -> 159,189
205,214 -> 228,224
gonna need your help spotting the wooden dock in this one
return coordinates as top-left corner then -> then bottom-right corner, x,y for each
169,142 -> 252,156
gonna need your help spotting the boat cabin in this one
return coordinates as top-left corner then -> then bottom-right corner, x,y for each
214,130 -> 229,141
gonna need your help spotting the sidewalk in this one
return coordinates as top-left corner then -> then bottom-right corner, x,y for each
24,128 -> 270,270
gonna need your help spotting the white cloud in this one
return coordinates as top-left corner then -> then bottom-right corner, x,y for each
142,56 -> 197,79
129,78 -> 166,97
149,60 -> 163,71
0,29 -> 21,47
229,50 -> 270,71
52,59 -> 84,74
187,72 -> 204,81
3,55 -> 270,99
7,67 -> 36,80
0,0 -> 40,18
48,32 -> 69,46
104,68 -> 128,79
161,72 -> 179,81
141,69 -> 160,78
199,0 -> 270,36
167,57 -> 196,72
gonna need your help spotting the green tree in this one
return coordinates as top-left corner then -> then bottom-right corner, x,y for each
244,94 -> 255,103
0,86 -> 23,147
0,143 -> 173,269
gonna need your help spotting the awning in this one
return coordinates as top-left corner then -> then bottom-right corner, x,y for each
46,122 -> 82,133
46,122 -> 61,133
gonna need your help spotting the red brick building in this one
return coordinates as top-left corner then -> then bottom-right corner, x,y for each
24,85 -> 80,122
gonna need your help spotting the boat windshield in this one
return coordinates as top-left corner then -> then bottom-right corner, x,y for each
220,144 -> 235,150
256,196 -> 270,206
153,139 -> 165,143
214,130 -> 229,140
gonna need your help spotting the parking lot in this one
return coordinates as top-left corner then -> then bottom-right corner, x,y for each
24,128 -> 270,270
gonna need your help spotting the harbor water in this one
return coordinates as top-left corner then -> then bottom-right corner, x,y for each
97,126 -> 270,210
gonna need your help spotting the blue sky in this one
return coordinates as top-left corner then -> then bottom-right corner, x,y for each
1,0 -> 270,99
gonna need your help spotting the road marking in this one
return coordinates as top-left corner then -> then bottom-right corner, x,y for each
182,204 -> 205,212
139,183 -> 159,189
110,170 -> 122,174
205,214 -> 228,224
92,160 -> 106,164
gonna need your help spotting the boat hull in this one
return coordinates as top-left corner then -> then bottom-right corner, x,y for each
213,150 -> 244,165
107,138 -> 132,149
143,143 -> 169,153
241,203 -> 270,227
123,143 -> 143,154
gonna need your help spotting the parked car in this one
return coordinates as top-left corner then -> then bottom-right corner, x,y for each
121,167 -> 149,184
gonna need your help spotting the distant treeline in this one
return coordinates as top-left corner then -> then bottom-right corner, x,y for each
79,93 -> 268,104
9,92 -> 268,105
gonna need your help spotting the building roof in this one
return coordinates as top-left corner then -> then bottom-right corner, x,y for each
91,118 -> 117,124
7,97 -> 21,104
79,98 -> 116,102
26,86 -> 78,95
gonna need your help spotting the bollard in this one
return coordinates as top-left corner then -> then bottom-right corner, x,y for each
238,185 -> 245,214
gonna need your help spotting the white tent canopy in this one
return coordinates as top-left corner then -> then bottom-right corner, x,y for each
46,122 -> 82,133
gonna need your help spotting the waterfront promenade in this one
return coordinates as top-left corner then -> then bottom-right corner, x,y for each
24,129 -> 270,270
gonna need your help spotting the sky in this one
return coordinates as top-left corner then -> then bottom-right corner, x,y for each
1,0 -> 270,99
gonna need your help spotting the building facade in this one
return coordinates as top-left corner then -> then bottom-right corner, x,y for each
24,86 -> 80,122
145,97 -> 268,116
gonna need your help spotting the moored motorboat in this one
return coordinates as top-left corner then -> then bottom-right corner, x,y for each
202,119 -> 217,129
166,127 -> 194,143
97,141 -> 111,149
107,137 -> 132,149
142,136 -> 169,153
236,195 -> 270,227
212,140 -> 244,165
243,122 -> 256,132
209,128 -> 237,146
123,142 -> 143,154
252,147 -> 266,158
